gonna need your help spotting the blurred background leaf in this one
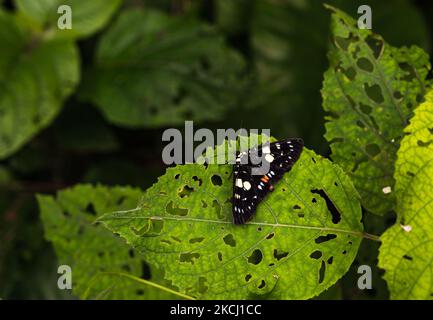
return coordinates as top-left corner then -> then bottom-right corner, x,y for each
38,184 -> 179,299
0,10 -> 79,159
79,8 -> 246,128
322,5 -> 430,215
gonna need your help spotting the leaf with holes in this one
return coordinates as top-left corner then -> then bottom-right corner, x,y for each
15,0 -> 122,39
79,9 -> 246,128
0,11 -> 79,159
321,5 -> 431,215
379,90 -> 433,299
38,185 -> 179,299
99,139 -> 364,299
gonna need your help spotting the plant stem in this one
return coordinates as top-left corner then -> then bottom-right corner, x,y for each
361,232 -> 381,242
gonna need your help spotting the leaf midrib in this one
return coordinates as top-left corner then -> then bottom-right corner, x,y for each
100,208 -> 367,239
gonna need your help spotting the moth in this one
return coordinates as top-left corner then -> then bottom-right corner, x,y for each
232,138 -> 304,224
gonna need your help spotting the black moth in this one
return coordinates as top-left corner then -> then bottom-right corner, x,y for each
232,138 -> 304,224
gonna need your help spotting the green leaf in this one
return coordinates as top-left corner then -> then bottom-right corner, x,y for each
0,11 -> 79,159
99,140 -> 364,299
38,184 -> 180,299
79,9 -> 245,128
322,5 -> 431,215
15,0 -> 122,39
379,90 -> 433,299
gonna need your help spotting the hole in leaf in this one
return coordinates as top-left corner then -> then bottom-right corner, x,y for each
417,140 -> 432,147
310,250 -> 322,260
327,256 -> 334,265
407,171 -> 415,177
85,203 -> 97,216
359,103 -> 372,115
175,174 -> 180,179
394,91 -> 403,99
178,185 -> 194,198
341,66 -> 356,80
116,196 -> 127,206
190,237 -> 205,244
399,62 -> 416,81
403,254 -> 413,261
273,249 -> 289,261
171,236 -> 182,243
141,262 -> 151,279
192,176 -> 203,186
311,189 -> 341,224
128,249 -> 135,258
201,200 -> 207,208
366,35 -> 383,59
258,280 -> 266,289
245,274 -> 252,282
364,83 -> 384,104
121,264 -> 131,272
365,143 -> 381,157
211,174 -> 222,186
318,261 -> 326,284
217,252 -> 223,261
335,36 -> 349,50
312,198 -> 317,203
223,234 -> 236,247
357,57 -> 374,72
356,120 -> 366,129
179,252 -> 200,264
166,201 -> 188,216
266,233 -> 275,240
247,249 -> 263,265
315,234 -> 337,244
293,205 -> 301,210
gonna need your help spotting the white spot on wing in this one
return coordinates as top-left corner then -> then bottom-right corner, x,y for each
243,181 -> 252,190
236,179 -> 243,187
265,154 -> 274,162
262,146 -> 271,154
